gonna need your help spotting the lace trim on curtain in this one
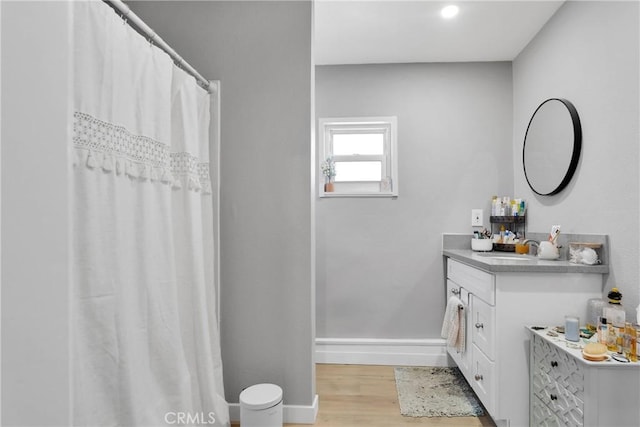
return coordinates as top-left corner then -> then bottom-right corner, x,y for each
73,112 -> 212,194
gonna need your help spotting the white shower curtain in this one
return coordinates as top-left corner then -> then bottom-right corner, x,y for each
72,1 -> 228,426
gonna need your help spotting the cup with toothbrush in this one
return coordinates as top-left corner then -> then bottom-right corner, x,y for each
539,225 -> 561,259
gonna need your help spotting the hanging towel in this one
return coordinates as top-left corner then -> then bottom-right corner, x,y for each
441,295 -> 466,354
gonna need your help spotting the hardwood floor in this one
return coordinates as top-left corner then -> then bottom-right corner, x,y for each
233,364 -> 496,427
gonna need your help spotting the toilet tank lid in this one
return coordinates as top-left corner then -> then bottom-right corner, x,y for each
239,383 -> 283,410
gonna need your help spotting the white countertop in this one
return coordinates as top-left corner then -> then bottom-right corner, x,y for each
528,326 -> 640,368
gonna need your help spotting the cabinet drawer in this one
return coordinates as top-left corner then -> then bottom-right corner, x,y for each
532,335 -> 584,427
471,296 -> 495,359
533,335 -> 584,400
531,395 -> 564,427
471,344 -> 496,416
447,259 -> 495,304
532,379 -> 584,427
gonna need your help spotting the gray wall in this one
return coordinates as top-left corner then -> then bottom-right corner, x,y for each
129,1 -> 315,407
513,1 -> 640,320
315,63 -> 513,339
1,2 -> 72,425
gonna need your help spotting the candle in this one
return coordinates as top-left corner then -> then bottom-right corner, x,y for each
565,316 -> 580,342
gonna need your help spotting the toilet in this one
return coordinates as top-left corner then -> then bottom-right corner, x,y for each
239,383 -> 283,427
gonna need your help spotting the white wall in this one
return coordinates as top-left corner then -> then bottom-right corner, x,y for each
1,1 -> 72,425
513,1 -> 640,319
315,62 -> 513,339
129,0 -> 316,409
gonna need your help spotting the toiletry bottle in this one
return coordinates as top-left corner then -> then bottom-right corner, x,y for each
636,327 -> 640,363
608,323 -> 618,352
599,317 -> 608,345
603,287 -> 625,352
625,322 -> 637,362
587,298 -> 605,331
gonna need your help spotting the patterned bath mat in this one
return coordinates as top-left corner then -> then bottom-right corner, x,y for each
394,366 -> 485,417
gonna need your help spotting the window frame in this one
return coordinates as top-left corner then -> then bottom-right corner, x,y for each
319,116 -> 398,198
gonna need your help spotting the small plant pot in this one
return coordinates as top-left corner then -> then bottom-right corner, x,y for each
324,182 -> 335,192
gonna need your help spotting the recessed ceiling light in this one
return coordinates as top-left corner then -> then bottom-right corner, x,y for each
441,5 -> 459,19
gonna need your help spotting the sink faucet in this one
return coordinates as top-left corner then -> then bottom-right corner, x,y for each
522,239 -> 540,256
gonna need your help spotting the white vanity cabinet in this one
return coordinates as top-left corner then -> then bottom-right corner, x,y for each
445,257 -> 603,427
530,329 -> 640,426
446,259 -> 497,414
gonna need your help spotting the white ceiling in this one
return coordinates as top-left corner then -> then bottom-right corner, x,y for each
314,0 -> 565,65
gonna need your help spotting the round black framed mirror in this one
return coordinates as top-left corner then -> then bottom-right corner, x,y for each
523,98 -> 582,196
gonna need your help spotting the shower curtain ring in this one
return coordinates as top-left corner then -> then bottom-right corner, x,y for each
147,30 -> 156,48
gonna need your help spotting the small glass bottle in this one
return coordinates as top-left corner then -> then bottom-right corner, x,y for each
603,288 -> 625,352
625,322 -> 637,362
608,322 -> 619,352
599,317 -> 608,345
587,298 -> 605,331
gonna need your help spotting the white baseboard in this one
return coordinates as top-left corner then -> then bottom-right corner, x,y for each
229,394 -> 319,425
315,337 -> 451,367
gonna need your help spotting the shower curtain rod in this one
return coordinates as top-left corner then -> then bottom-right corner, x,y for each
106,0 -> 213,93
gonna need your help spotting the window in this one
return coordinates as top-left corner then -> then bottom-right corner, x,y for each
319,116 -> 398,197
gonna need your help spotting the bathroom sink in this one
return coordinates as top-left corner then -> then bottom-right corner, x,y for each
476,253 -> 536,262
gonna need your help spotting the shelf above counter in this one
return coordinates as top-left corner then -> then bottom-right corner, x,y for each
490,215 -> 526,223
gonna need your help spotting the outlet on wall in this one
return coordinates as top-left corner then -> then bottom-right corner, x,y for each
471,209 -> 483,227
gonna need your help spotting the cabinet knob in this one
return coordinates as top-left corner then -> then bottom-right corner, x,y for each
475,322 -> 484,329
474,374 -> 483,381
550,361 -> 558,368
452,288 -> 461,295
550,394 -> 558,401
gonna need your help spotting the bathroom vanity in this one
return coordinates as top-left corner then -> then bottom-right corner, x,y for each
443,238 -> 607,427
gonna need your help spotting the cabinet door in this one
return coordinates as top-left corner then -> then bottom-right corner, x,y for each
472,343 -> 496,416
471,295 -> 495,360
445,280 -> 472,377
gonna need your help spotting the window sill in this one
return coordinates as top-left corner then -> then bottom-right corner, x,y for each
320,192 -> 397,199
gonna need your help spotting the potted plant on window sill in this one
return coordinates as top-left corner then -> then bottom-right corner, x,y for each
321,156 -> 336,192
